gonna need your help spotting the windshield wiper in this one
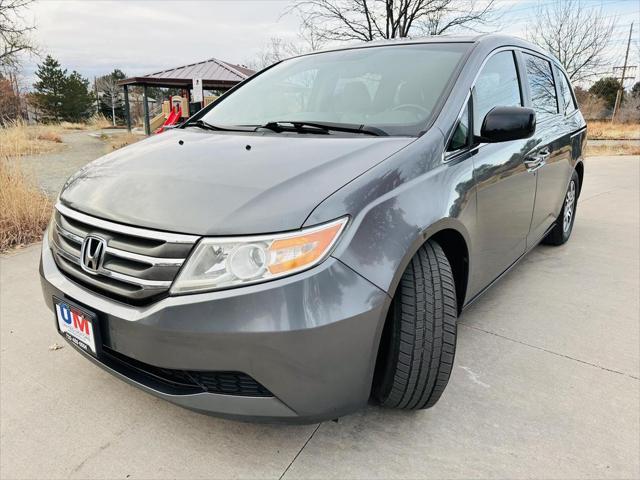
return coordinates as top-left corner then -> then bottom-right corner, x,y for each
183,119 -> 254,132
259,121 -> 387,136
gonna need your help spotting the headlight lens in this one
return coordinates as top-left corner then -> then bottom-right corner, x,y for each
171,217 -> 348,294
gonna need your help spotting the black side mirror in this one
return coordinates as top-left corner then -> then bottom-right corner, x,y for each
477,106 -> 536,143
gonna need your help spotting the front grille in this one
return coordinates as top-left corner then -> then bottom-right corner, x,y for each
102,347 -> 273,397
50,203 -> 199,303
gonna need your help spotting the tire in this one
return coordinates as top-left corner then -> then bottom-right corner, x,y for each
542,169 -> 580,246
372,240 -> 457,410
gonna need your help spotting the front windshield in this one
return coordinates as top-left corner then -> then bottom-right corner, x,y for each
201,43 -> 470,136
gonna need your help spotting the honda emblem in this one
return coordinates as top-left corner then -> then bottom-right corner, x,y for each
80,235 -> 107,274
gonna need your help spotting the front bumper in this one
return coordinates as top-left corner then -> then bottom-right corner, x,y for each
40,235 -> 390,423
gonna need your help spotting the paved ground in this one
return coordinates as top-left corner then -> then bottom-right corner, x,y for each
17,129 -> 133,197
1,156 -> 638,479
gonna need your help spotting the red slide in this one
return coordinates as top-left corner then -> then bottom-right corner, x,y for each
155,106 -> 182,134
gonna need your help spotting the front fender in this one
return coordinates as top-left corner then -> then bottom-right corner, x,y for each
305,130 -> 477,301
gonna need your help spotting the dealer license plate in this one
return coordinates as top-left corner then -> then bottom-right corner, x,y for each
54,297 -> 98,356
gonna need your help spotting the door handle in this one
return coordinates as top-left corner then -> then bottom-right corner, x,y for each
537,147 -> 551,160
525,147 -> 550,172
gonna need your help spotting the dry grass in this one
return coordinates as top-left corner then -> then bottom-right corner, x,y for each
0,115 -> 113,157
36,131 -> 63,143
88,114 -> 112,130
109,132 -> 142,150
0,119 -> 66,157
58,115 -> 112,131
588,121 -> 640,140
0,157 -> 52,253
586,142 -> 640,157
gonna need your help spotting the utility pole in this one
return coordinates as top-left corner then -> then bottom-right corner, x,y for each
611,22 -> 634,122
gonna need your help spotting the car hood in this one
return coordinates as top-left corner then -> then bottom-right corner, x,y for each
60,129 -> 413,235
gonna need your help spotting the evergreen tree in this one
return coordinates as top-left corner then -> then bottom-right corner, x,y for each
63,71 -> 94,122
32,55 -> 67,121
589,77 -> 622,111
32,55 -> 94,122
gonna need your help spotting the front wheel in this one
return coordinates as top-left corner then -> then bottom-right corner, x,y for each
372,240 -> 457,410
543,169 -> 580,246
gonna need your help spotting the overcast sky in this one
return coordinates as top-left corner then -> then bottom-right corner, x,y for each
19,0 -> 640,86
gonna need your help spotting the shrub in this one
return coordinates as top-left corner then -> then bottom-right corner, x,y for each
0,158 -> 52,252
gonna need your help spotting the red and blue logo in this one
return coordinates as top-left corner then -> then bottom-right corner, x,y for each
58,303 -> 90,335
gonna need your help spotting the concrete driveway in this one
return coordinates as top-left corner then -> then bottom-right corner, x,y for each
1,156 -> 638,479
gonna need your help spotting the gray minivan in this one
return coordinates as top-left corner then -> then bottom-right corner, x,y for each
40,34 -> 586,423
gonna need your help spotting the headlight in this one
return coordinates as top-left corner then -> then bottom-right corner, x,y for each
171,217 -> 348,294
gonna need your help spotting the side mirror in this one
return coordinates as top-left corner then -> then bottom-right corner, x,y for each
477,106 -> 536,143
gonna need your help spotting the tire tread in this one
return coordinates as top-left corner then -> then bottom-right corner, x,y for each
379,240 -> 457,410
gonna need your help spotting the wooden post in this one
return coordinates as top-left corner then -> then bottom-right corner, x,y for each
143,84 -> 150,135
123,85 -> 132,132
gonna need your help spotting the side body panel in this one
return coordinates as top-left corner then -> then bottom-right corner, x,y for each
520,55 -> 583,245
307,37 -> 587,312
468,138 -> 537,296
306,129 -> 477,301
526,116 -> 573,244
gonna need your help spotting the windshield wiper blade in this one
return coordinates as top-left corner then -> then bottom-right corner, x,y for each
184,120 -> 254,132
259,121 -> 387,136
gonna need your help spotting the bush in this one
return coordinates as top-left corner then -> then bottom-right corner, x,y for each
617,96 -> 640,124
0,158 -> 52,252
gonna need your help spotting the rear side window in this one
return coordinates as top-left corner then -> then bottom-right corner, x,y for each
472,51 -> 522,136
524,53 -> 558,120
556,67 -> 577,115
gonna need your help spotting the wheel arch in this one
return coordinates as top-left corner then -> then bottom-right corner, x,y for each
387,219 -> 471,314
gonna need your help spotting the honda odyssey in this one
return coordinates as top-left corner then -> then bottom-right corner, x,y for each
40,34 -> 586,423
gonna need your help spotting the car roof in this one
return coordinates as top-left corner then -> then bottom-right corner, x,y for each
296,34 -> 553,61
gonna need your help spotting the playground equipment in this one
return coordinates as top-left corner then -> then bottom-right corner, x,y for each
151,94 -> 220,134
153,96 -> 188,134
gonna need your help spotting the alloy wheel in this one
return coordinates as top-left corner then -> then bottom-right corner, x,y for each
563,180 -> 576,233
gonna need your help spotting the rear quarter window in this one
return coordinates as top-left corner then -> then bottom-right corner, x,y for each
523,53 -> 559,121
555,67 -> 577,115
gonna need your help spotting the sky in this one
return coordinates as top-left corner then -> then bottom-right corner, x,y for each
17,0 -> 640,87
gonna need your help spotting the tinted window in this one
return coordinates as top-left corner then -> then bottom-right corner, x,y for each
473,51 -> 522,136
447,102 -> 470,152
202,44 -> 470,137
556,68 -> 576,115
524,54 -> 558,120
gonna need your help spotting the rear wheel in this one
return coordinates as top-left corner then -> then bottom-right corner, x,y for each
543,169 -> 580,246
372,240 -> 457,410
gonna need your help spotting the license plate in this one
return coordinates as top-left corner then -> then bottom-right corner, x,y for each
54,297 -> 98,356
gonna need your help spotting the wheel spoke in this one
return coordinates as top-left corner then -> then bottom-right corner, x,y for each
563,180 -> 576,233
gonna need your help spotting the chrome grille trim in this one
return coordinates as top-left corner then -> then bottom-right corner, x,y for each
55,203 -> 199,244
104,247 -> 184,267
50,204 -> 199,302
56,225 -> 83,244
50,238 -> 172,289
91,267 -> 172,289
55,222 -> 184,268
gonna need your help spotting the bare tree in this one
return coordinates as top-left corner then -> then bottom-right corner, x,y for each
96,74 -> 121,127
527,0 -> 615,82
248,37 -> 299,71
0,0 -> 37,71
248,28 -> 326,70
287,0 -> 497,43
